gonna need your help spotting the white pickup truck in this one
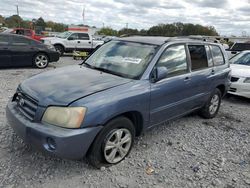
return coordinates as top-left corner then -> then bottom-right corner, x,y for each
41,31 -> 104,55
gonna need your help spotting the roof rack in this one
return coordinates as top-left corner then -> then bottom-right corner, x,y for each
165,36 -> 219,43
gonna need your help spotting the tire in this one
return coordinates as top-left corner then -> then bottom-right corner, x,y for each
87,117 -> 135,168
33,53 -> 49,69
199,88 -> 222,119
54,45 -> 64,56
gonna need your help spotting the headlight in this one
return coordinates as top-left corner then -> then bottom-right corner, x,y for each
46,45 -> 55,50
244,78 -> 250,83
42,107 -> 87,128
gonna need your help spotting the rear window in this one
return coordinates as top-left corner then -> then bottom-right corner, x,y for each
188,45 -> 208,71
231,43 -> 250,51
210,45 -> 225,66
0,35 -> 9,45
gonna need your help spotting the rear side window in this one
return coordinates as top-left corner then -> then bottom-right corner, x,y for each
12,36 -> 31,45
157,44 -> 188,77
205,45 -> 213,67
231,43 -> 250,51
210,45 -> 225,66
78,33 -> 90,40
188,45 -> 208,71
0,35 -> 9,45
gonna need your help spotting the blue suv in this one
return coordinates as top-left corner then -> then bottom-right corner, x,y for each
6,36 -> 231,167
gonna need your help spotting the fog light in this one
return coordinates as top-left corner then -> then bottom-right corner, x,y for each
46,137 -> 56,150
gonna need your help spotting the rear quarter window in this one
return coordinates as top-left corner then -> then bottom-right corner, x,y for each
210,45 -> 225,66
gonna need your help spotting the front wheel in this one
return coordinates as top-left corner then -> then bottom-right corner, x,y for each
33,53 -> 49,69
199,89 -> 222,119
54,45 -> 64,56
87,117 -> 135,168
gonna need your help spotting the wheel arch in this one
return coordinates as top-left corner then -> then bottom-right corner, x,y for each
216,84 -> 226,96
103,111 -> 144,137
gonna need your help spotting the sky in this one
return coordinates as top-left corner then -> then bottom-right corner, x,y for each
0,0 -> 250,36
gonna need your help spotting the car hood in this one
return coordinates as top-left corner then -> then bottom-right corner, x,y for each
230,64 -> 250,77
20,65 -> 132,106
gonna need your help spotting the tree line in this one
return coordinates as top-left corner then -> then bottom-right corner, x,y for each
0,14 -> 219,36
98,23 -> 218,36
0,15 -> 67,32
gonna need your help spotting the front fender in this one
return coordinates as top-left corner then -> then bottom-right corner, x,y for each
70,81 -> 151,129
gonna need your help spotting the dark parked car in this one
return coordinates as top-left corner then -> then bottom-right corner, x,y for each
6,36 -> 231,168
226,42 -> 250,58
0,34 -> 59,69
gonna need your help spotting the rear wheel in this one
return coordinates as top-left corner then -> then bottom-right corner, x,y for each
33,53 -> 49,69
87,117 -> 135,168
199,89 -> 221,119
54,45 -> 64,56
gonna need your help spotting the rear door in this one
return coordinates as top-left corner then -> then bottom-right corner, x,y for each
0,35 -> 11,67
187,44 -> 214,107
9,36 -> 36,67
77,33 -> 92,50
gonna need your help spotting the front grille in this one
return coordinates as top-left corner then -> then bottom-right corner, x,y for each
13,92 -> 38,121
229,87 -> 237,92
231,77 -> 239,82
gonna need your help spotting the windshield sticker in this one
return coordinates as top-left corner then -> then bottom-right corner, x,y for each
122,57 -> 142,64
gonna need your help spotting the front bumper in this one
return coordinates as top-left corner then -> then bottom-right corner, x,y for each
6,101 -> 102,159
48,51 -> 60,62
228,81 -> 250,98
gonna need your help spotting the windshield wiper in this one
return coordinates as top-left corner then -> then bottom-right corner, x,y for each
81,62 -> 94,68
92,67 -> 126,78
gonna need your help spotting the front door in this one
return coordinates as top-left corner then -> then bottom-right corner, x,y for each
0,35 -> 11,68
150,44 -> 192,125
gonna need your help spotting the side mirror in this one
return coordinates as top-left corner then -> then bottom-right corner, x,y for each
151,66 -> 168,83
68,37 -> 74,40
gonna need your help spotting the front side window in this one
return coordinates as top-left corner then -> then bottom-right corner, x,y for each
69,33 -> 78,40
188,45 -> 208,71
85,41 -> 157,79
56,31 -> 72,39
12,36 -> 31,45
156,45 -> 188,77
210,45 -> 225,66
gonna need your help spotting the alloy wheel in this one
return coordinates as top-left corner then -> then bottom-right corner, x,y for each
104,128 -> 132,164
209,94 -> 219,115
35,55 -> 48,68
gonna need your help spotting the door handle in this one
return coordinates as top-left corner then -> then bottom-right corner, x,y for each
3,47 -> 9,50
88,41 -> 91,44
77,41 -> 80,43
184,77 -> 191,82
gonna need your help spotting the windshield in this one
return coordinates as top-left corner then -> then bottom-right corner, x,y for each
230,52 -> 250,66
56,31 -> 72,39
84,41 -> 158,79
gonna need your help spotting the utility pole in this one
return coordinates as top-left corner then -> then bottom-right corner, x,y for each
16,5 -> 19,16
126,23 -> 128,34
103,22 -> 105,28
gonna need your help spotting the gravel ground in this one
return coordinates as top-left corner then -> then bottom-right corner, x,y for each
0,57 -> 250,188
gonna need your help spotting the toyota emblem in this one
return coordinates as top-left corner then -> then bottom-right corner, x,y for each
19,98 -> 25,106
